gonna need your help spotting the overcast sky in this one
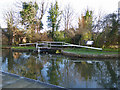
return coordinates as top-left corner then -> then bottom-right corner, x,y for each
0,0 -> 119,29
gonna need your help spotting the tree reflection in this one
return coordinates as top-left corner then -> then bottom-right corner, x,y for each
73,60 -> 119,88
2,49 -> 14,71
2,50 -> 119,88
93,60 -> 118,88
47,58 -> 61,85
75,61 -> 94,81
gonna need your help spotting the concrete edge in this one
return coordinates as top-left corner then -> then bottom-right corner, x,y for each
61,51 -> 119,59
1,71 -> 65,89
0,28 -> 2,90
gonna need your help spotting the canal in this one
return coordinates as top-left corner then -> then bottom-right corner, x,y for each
1,49 -> 119,88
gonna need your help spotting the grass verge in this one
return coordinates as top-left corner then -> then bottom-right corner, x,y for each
63,48 -> 118,55
12,46 -> 36,49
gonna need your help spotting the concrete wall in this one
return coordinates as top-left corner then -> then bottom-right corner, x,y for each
0,28 -> 2,90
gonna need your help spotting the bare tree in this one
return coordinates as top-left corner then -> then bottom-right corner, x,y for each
36,0 -> 48,33
63,4 -> 74,31
3,10 -> 15,45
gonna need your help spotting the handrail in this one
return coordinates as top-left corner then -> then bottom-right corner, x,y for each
19,43 -> 36,46
19,41 -> 102,51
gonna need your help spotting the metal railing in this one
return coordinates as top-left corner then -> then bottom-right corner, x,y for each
19,41 -> 102,51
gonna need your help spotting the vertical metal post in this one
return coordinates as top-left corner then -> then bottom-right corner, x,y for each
118,2 -> 120,35
36,43 -> 38,49
38,48 -> 40,53
47,42 -> 48,48
50,43 -> 51,48
62,42 -> 63,48
118,2 -> 120,89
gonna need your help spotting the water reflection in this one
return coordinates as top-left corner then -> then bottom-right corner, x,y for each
2,49 -> 119,88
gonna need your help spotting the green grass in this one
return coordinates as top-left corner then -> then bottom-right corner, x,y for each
63,48 -> 118,55
0,45 -> 9,48
103,48 -> 119,52
12,46 -> 36,49
2,45 -> 119,55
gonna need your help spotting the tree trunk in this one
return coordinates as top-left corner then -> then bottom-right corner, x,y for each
8,37 -> 12,46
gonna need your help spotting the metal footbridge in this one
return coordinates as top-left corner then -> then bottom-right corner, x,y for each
19,41 -> 102,53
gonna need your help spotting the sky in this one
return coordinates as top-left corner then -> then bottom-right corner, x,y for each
0,0 -> 119,29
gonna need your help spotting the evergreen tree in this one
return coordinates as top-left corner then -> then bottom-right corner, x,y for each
47,1 -> 62,40
77,9 -> 93,45
94,13 -> 119,48
20,2 -> 39,29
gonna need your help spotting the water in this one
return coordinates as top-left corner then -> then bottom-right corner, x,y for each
1,49 -> 120,88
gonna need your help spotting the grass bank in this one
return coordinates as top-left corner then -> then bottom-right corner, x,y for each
2,45 -> 119,55
12,46 -> 36,49
63,48 -> 118,55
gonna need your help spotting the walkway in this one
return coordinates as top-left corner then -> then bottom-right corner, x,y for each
1,71 -> 64,88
